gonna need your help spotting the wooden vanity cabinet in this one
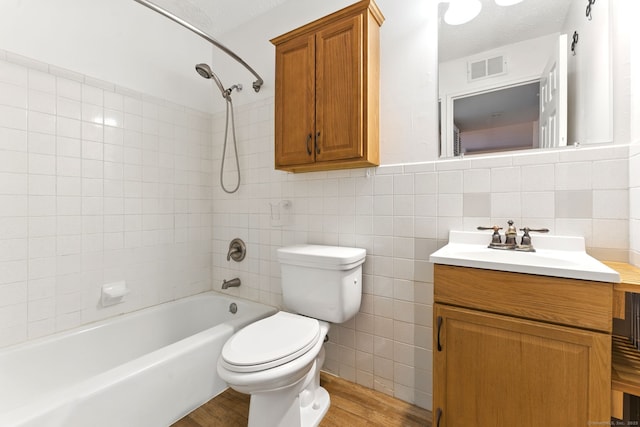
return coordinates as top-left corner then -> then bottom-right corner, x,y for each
433,264 -> 612,427
270,0 -> 383,173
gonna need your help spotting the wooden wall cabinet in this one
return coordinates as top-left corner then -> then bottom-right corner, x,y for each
433,264 -> 612,426
270,0 -> 384,173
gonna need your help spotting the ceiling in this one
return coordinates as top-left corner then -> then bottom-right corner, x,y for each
144,0 -> 572,60
146,0 -> 291,37
438,0 -> 572,62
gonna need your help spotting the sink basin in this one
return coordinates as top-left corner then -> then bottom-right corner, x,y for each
430,231 -> 620,283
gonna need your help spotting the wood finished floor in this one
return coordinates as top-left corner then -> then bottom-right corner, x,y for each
172,372 -> 432,427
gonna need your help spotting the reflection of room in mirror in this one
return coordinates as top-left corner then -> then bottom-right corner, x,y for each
438,0 -> 612,158
453,81 -> 540,155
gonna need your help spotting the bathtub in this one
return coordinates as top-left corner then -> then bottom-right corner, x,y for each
0,292 -> 277,427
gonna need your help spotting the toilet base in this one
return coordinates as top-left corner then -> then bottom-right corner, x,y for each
247,384 -> 330,427
300,385 -> 330,427
246,346 -> 330,427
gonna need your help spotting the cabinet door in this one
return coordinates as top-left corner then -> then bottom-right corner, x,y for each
434,304 -> 611,427
274,33 -> 316,168
315,14 -> 363,162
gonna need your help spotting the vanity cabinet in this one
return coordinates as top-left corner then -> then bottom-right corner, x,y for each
433,264 -> 612,426
270,0 -> 383,173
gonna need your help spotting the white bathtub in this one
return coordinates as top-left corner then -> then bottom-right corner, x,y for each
0,292 -> 277,427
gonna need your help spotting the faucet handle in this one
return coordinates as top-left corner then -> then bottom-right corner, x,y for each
227,238 -> 246,262
519,227 -> 549,234
519,227 -> 549,246
477,225 -> 503,244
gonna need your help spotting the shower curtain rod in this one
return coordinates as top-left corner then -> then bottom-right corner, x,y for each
132,0 -> 264,93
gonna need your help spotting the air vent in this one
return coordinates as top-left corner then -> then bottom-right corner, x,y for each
468,55 -> 506,81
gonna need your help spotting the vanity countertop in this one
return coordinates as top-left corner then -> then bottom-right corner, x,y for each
430,231 -> 620,283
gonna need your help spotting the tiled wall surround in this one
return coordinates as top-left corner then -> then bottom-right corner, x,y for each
212,98 -> 631,410
0,51 -> 213,348
0,49 -> 633,411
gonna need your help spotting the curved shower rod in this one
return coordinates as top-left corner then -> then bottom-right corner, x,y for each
132,0 -> 264,93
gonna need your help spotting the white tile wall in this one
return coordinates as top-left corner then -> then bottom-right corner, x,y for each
0,50 -> 635,413
0,52 -> 213,348
211,98 -> 630,410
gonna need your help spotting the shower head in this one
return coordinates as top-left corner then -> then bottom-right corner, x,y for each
195,63 -> 243,101
195,62 -> 228,99
195,63 -> 213,79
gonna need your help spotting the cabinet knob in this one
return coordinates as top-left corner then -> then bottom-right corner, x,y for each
306,134 -> 313,155
436,408 -> 443,427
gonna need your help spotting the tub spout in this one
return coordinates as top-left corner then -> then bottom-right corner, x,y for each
222,278 -> 241,289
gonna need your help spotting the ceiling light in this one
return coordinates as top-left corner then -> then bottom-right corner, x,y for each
444,0 -> 482,26
495,0 -> 524,6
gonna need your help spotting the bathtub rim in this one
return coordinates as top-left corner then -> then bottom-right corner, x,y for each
0,291 -> 277,425
0,291 -> 276,355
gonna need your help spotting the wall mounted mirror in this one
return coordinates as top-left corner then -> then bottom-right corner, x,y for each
438,0 -> 612,158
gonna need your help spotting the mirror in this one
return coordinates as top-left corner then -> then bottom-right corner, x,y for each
438,0 -> 612,158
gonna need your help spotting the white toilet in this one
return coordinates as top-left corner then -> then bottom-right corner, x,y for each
217,244 -> 366,427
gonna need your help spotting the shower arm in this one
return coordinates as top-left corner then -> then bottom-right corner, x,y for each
132,0 -> 264,93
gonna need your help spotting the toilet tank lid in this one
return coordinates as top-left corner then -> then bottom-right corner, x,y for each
277,245 -> 366,269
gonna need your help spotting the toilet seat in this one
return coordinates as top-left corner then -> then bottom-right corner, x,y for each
220,312 -> 321,373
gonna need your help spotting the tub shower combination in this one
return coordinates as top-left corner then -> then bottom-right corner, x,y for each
0,293 -> 276,427
0,2 -> 273,426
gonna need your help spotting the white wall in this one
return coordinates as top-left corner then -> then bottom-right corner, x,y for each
627,0 -> 640,265
0,51 -> 213,347
564,0 -> 613,146
213,0 -> 440,164
0,0 -> 214,112
439,34 -> 555,99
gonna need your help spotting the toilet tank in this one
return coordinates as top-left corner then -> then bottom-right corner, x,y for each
277,245 -> 366,323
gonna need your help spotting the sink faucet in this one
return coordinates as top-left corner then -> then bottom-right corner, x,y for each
477,221 -> 549,252
504,220 -> 517,246
222,278 -> 241,289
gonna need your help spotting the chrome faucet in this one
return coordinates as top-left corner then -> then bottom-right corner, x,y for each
227,238 -> 246,262
477,220 -> 549,252
222,278 -> 241,289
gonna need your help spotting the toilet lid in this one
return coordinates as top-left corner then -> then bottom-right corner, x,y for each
221,312 -> 321,373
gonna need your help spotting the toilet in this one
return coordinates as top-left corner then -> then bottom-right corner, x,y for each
217,244 -> 366,427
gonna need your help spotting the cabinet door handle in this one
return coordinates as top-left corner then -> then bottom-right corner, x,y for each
437,316 -> 443,351
306,133 -> 313,155
436,408 -> 443,427
315,131 -> 321,154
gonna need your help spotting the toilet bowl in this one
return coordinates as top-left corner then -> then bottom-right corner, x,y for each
217,312 -> 330,426
216,244 -> 366,427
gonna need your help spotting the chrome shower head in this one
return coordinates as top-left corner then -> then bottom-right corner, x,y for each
195,63 -> 213,79
195,62 -> 241,100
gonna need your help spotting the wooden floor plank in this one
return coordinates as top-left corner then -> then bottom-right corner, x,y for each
172,372 -> 432,427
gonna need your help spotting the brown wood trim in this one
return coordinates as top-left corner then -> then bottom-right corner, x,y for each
613,289 -> 626,320
612,335 -> 640,397
604,261 -> 640,292
612,389 -> 624,420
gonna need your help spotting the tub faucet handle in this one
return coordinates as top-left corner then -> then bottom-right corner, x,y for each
227,238 -> 246,262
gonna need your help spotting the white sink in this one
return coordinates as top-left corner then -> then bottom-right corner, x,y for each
430,231 -> 620,283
